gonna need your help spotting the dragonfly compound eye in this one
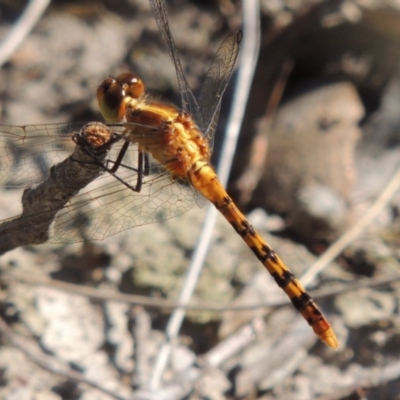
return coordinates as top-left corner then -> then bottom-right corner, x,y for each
97,76 -> 126,122
116,72 -> 145,99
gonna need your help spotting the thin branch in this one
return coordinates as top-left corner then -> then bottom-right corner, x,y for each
7,269 -> 400,312
236,318 -> 314,395
132,307 -> 153,389
0,0 -> 51,67
201,317 -> 265,367
300,161 -> 400,287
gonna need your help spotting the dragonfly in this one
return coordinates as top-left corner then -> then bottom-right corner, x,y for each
0,0 -> 338,348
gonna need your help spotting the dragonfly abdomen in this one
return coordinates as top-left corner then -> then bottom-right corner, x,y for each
189,163 -> 339,349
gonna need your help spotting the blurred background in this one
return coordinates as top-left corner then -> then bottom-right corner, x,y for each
1,0 -> 400,399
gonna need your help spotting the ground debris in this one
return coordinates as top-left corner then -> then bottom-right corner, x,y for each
2,1 -> 400,399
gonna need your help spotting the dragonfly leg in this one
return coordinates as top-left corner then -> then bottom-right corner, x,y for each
103,146 -> 146,193
144,152 -> 150,176
108,139 -> 130,173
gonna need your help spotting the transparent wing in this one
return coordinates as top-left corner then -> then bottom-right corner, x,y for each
149,0 -> 203,128
52,165 -> 197,243
149,0 -> 241,148
0,123 -> 198,243
198,30 -> 242,144
0,123 -> 79,187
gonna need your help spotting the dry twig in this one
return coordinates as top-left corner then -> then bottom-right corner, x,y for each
7,268 -> 400,312
0,0 -> 50,67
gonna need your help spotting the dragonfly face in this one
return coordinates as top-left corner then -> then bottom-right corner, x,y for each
97,73 -> 145,123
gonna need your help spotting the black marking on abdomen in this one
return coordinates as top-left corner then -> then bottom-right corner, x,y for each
291,292 -> 313,312
249,245 -> 265,261
242,220 -> 256,236
271,270 -> 295,289
236,219 -> 256,238
215,195 -> 232,210
264,246 -> 278,263
306,308 -> 323,326
227,220 -> 241,233
259,246 -> 278,264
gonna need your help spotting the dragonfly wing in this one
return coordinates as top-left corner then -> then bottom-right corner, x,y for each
50,164 -> 198,243
198,30 -> 242,145
0,123 -> 81,188
149,0 -> 203,128
0,124 -> 198,243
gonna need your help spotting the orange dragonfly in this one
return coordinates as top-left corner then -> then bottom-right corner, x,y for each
0,0 -> 338,348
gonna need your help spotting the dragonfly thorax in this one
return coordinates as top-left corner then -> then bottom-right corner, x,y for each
123,99 -> 211,178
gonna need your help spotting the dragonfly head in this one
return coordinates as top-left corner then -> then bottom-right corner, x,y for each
97,72 -> 145,122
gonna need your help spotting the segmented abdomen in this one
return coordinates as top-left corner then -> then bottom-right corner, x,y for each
189,161 -> 339,349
